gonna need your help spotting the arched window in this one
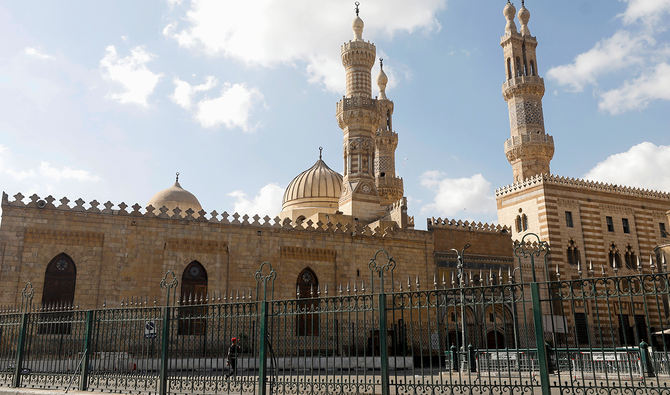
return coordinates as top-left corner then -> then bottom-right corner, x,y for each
515,215 -> 522,233
179,261 -> 207,335
386,110 -> 392,130
296,268 -> 319,336
608,243 -> 622,269
530,60 -> 536,76
515,57 -> 522,77
507,58 -> 512,80
40,253 -> 76,334
567,240 -> 581,266
624,245 -> 636,270
522,214 -> 528,231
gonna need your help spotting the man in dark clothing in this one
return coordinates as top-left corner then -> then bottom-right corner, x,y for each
226,337 -> 241,377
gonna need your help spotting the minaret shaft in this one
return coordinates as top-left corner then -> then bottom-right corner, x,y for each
501,2 -> 554,183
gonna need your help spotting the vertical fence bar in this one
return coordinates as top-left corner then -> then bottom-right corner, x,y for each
11,312 -> 29,388
159,306 -> 170,395
258,301 -> 268,395
78,310 -> 94,391
530,283 -> 549,395
378,293 -> 389,395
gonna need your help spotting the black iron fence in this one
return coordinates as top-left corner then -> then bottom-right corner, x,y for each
0,239 -> 669,394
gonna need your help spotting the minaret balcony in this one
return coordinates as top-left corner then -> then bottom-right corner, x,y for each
336,96 -> 379,113
376,176 -> 403,189
502,75 -> 544,91
505,133 -> 554,149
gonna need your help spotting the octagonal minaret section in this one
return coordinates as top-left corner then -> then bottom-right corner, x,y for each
501,1 -> 554,183
374,59 -> 404,207
336,4 -> 382,222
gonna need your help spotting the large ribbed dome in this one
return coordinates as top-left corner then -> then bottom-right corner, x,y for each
147,178 -> 202,215
282,158 -> 343,210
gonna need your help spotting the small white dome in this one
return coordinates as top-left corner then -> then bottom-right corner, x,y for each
282,158 -> 343,211
147,179 -> 202,215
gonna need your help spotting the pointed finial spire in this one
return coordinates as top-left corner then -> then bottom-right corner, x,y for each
319,146 -> 323,160
175,172 -> 180,183
379,58 -> 383,70
355,1 -> 360,16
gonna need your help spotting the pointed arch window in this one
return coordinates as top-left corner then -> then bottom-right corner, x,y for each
40,253 -> 76,334
179,261 -> 207,335
608,243 -> 622,269
296,268 -> 319,336
507,58 -> 512,80
566,240 -> 580,266
624,245 -> 636,270
515,57 -> 522,77
530,60 -> 536,76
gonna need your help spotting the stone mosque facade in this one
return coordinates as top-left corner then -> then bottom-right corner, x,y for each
0,3 -> 668,334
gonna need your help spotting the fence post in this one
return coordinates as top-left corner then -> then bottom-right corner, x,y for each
639,340 -> 655,377
451,344 -> 458,371
78,310 -> 94,391
378,293 -> 390,395
159,306 -> 170,395
258,301 -> 269,395
468,343 -> 476,372
11,312 -> 29,388
530,283 -> 550,395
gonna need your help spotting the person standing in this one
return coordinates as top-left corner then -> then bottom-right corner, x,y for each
226,337 -> 241,377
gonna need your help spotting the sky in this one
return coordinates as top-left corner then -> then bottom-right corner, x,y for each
0,0 -> 669,230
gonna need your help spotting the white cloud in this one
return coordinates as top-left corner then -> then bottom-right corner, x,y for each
163,0 -> 446,93
228,183 -> 284,216
194,83 -> 264,131
546,31 -> 652,92
419,171 -> 496,217
39,162 -> 101,183
99,45 -> 163,107
24,47 -> 55,60
547,0 -> 670,112
599,62 -> 670,113
583,142 -> 670,192
620,0 -> 670,26
169,75 -> 217,110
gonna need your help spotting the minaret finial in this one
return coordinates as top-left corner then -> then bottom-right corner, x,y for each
521,0 -> 524,6
379,58 -> 383,70
355,1 -> 360,16
319,146 -> 323,160
176,172 -> 180,183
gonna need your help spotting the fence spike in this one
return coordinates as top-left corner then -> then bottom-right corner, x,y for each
339,283 -> 343,295
310,284 -> 314,297
399,280 -> 403,292
636,255 -> 642,273
361,280 -> 365,293
508,266 -> 513,284
297,285 -> 301,298
317,284 -> 321,297
236,290 -> 239,301
556,262 -> 561,280
498,268 -> 503,283
442,273 -> 446,289
612,255 -> 618,273
346,282 -> 350,294
601,264 -> 606,277
407,275 -> 411,290
416,275 -> 420,291
451,272 -> 456,288
588,259 -> 594,276
242,291 -> 246,301
353,282 -> 357,295
248,290 -> 252,300
650,254 -> 656,271
577,260 -> 583,277
479,270 -> 483,286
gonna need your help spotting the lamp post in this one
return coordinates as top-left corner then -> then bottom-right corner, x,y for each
450,243 -> 471,371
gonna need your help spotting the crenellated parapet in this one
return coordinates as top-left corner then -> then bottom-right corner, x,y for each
1,192 -> 431,240
495,174 -> 670,200
427,217 -> 510,234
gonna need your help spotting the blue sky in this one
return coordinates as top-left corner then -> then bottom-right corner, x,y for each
0,0 -> 669,229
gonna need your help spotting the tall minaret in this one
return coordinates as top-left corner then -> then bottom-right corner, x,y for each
336,3 -> 383,221
501,1 -> 554,183
374,59 -> 404,207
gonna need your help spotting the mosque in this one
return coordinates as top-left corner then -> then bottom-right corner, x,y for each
0,2 -> 669,345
